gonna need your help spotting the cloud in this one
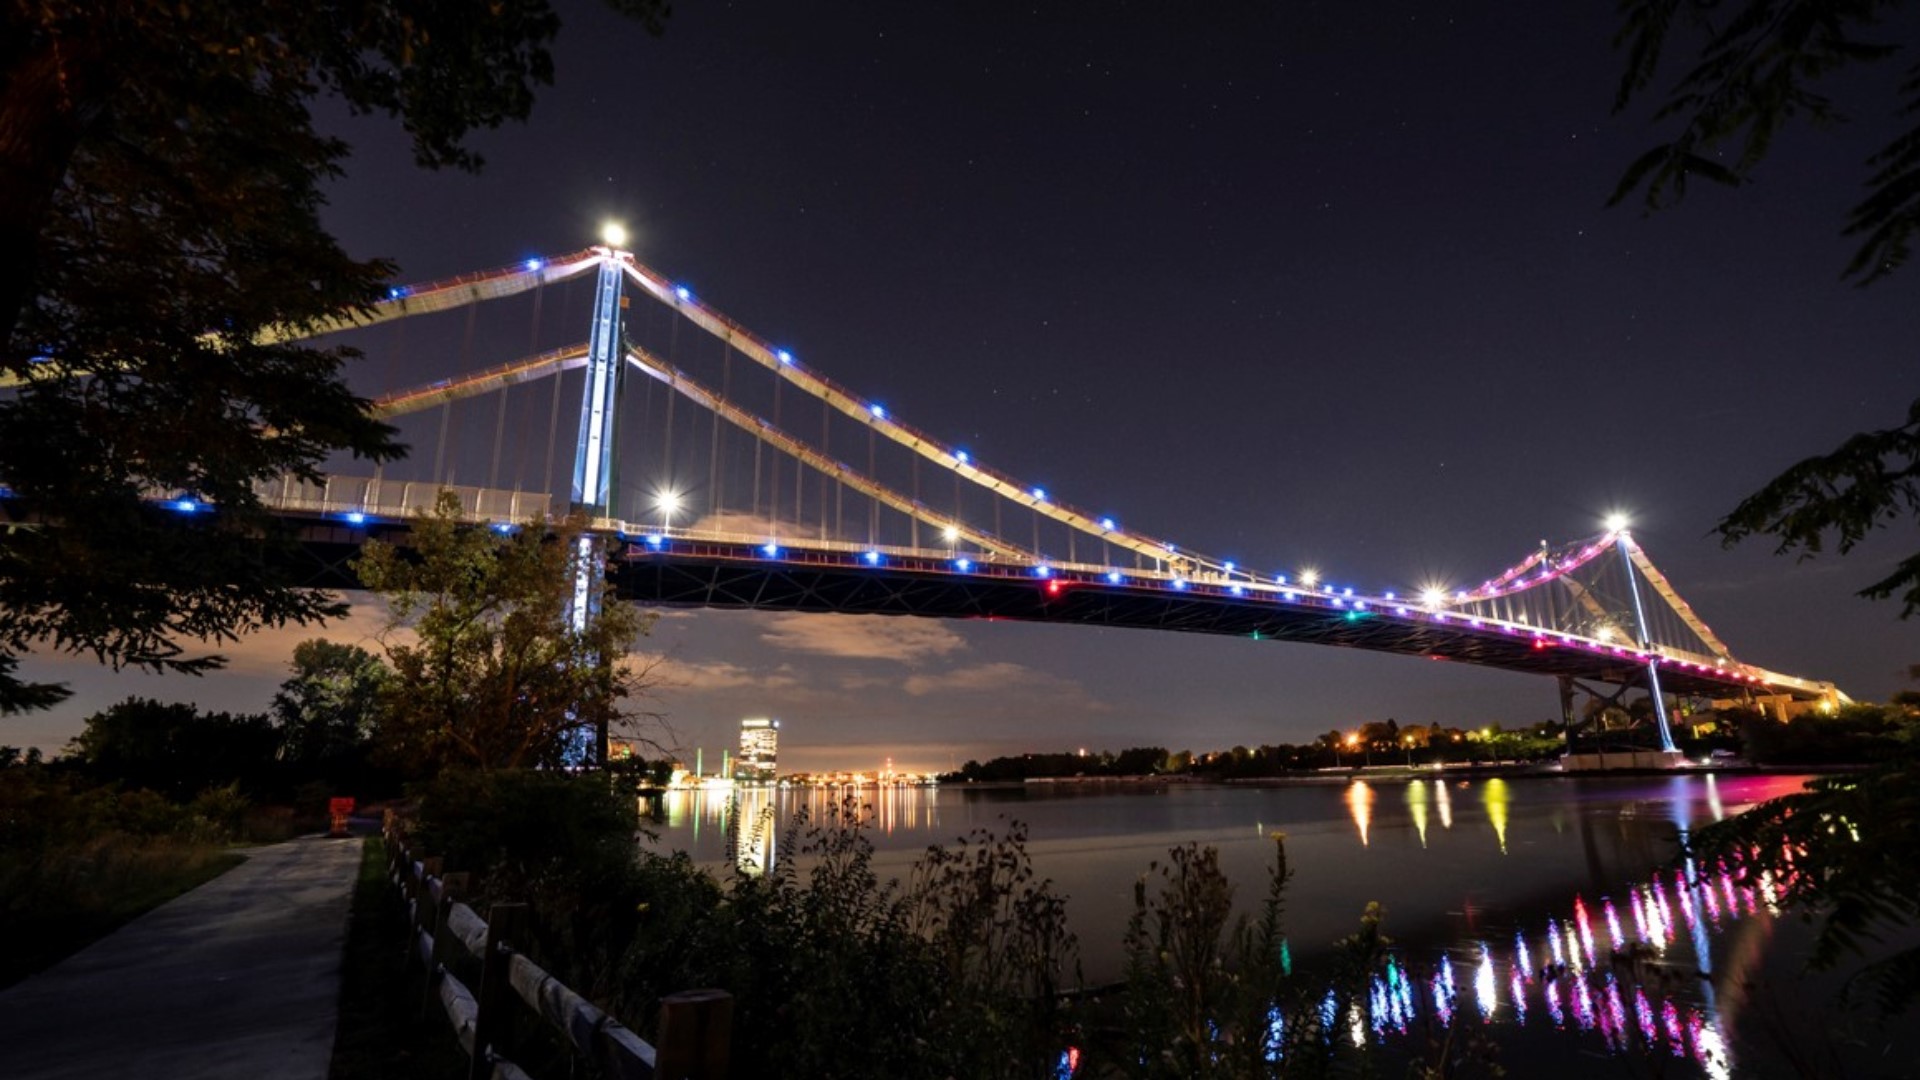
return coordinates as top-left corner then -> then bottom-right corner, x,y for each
902,661 -> 1090,699
757,612 -> 967,663
640,655 -> 802,693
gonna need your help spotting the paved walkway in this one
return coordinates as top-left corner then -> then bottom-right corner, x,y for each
0,836 -> 363,1080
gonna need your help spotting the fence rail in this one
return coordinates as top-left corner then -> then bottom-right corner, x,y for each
385,823 -> 731,1080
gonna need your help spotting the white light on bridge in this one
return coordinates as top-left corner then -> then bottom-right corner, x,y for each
1421,588 -> 1445,608
1300,569 -> 1320,587
524,258 -> 544,272
601,222 -> 628,248
1605,512 -> 1631,533
941,525 -> 959,542
675,285 -> 692,301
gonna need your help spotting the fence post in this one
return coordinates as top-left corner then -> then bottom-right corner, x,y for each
654,989 -> 733,1080
469,902 -> 528,1080
421,870 -> 468,1020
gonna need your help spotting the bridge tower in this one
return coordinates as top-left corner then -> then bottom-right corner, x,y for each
1615,528 -> 1679,754
566,228 -> 630,763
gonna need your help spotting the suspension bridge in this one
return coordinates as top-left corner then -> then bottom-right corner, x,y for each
31,234 -> 1849,750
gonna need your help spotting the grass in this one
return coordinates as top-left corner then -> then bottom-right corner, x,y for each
0,836 -> 244,989
328,836 -> 468,1080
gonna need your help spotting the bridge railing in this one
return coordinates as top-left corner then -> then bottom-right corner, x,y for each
386,821 -> 731,1080
255,474 -> 553,523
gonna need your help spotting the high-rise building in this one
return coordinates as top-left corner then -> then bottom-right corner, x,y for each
737,718 -> 780,784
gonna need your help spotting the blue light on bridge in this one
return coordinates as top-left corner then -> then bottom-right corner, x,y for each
777,349 -> 794,364
675,285 -> 692,301
1031,487 -> 1047,502
172,499 -> 200,513
1275,574 -> 1288,584
870,403 -> 887,419
1172,579 -> 1188,590
955,450 -> 970,464
645,534 -> 665,548
524,258 -> 543,272
1099,517 -> 1116,531
954,558 -> 973,571
386,286 -> 409,300
1034,565 -> 1052,578
491,522 -> 514,534
1229,584 -> 1245,596
1106,571 -> 1123,584
761,542 -> 781,557
344,511 -> 367,526
863,550 -> 882,565
1224,561 -> 1236,573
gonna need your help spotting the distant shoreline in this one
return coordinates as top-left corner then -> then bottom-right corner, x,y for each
939,761 -> 1864,790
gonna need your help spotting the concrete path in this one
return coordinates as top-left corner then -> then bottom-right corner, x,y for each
0,835 -> 362,1080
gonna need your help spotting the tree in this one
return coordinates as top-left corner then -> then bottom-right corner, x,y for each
66,696 -> 281,800
354,493 -> 660,773
1716,397 -> 1920,617
1610,4 -> 1920,614
0,1 -> 669,715
1611,0 -> 1920,283
271,638 -> 390,775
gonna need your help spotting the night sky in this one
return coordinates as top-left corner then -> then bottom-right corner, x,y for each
15,2 -> 1920,772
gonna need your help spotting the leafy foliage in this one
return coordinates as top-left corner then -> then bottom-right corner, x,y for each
65,696 -> 282,800
1688,757 -> 1920,1014
0,0 -> 668,714
1716,396 -> 1920,616
355,492 -> 659,773
272,639 -> 391,776
1610,0 -> 1920,282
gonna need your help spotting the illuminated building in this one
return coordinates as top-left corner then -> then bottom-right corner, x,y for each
737,718 -> 780,785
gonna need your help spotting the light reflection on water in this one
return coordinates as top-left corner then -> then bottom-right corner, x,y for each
643,772 -> 1862,1076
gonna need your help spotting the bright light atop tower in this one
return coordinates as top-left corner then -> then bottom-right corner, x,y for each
656,491 -> 681,514
942,525 -> 959,542
1300,568 -> 1320,587
1605,512 -> 1630,533
601,222 -> 628,248
1421,587 -> 1445,608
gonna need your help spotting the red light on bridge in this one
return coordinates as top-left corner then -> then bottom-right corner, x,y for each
1045,580 -> 1063,596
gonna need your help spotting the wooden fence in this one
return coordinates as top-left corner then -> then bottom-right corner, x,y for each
385,825 -> 732,1080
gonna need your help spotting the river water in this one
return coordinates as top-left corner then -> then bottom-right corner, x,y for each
645,772 -> 1914,1078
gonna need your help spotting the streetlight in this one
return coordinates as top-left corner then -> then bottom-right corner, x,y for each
601,221 -> 629,249
656,490 -> 681,531
1403,735 -> 1415,768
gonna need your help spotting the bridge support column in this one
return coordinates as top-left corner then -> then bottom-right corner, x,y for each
566,244 -> 627,766
1615,531 -> 1678,753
